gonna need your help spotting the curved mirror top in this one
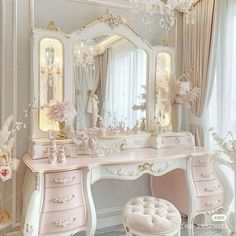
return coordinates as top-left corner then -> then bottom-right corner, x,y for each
73,34 -> 147,135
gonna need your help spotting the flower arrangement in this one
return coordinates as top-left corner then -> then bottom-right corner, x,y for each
0,99 -> 35,182
209,128 -> 236,168
0,116 -> 23,182
46,100 -> 77,123
168,68 -> 201,109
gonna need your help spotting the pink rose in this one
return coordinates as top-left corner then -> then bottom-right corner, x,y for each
0,166 -> 12,182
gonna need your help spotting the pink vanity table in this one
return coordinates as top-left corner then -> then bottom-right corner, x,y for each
23,12 -> 233,236
21,145 -> 232,236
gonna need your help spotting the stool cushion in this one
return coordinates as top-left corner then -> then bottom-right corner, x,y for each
123,196 -> 181,235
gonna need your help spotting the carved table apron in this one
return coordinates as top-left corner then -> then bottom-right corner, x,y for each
22,146 -> 229,236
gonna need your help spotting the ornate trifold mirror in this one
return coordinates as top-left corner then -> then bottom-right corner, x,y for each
30,12 -> 176,139
73,34 -> 147,133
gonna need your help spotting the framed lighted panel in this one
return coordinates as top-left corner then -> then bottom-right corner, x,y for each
155,46 -> 176,127
30,29 -> 72,139
39,38 -> 64,132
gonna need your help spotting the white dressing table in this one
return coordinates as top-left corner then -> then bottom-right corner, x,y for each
23,11 -> 233,236
21,146 -> 231,236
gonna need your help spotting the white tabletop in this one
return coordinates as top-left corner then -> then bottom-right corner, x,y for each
23,146 -> 216,173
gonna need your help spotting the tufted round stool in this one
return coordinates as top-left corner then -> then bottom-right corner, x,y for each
123,196 -> 181,236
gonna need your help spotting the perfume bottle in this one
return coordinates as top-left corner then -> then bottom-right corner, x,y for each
48,139 -> 57,164
48,129 -> 57,164
58,145 -> 66,163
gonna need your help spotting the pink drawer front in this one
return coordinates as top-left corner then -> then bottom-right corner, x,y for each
43,184 -> 85,212
192,166 -> 217,181
197,193 -> 224,212
45,170 -> 82,188
195,179 -> 223,197
192,156 -> 213,167
40,206 -> 86,234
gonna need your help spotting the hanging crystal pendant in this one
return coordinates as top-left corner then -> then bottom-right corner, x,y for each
185,7 -> 196,24
159,11 -> 176,31
129,0 -> 195,31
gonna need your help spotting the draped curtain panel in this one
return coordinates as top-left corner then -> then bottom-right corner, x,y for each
183,0 -> 217,145
206,0 -> 236,231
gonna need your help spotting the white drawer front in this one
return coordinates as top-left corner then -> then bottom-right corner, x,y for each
43,184 -> 85,212
197,194 -> 224,212
45,170 -> 82,188
192,166 -> 217,181
195,179 -> 223,197
40,207 -> 86,234
91,160 -> 176,183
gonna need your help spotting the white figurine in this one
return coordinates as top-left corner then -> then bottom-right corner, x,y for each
87,91 -> 99,129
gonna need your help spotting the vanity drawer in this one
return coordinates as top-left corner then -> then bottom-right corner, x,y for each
43,184 -> 85,212
45,170 -> 82,188
192,166 -> 217,181
196,193 -> 224,212
191,156 -> 213,167
195,179 -> 223,197
40,206 -> 86,234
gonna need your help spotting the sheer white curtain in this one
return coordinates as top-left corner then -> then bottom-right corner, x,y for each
106,39 -> 146,127
74,57 -> 100,130
206,0 -> 236,231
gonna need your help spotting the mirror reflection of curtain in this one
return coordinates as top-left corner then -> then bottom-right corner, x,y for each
99,50 -> 109,115
105,39 -> 147,127
74,57 -> 100,130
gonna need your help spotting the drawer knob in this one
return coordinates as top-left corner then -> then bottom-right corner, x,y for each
53,194 -> 76,203
53,217 -> 76,228
205,200 -> 221,208
53,176 -> 76,184
204,185 -> 221,193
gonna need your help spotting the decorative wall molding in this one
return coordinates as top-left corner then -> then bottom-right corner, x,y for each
70,0 -> 132,9
0,0 -> 6,126
12,0 -> 18,226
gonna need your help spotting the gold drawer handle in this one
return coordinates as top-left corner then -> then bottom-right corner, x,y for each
53,176 -> 76,184
53,217 -> 76,227
138,163 -> 153,172
204,185 -> 220,193
53,194 -> 76,203
205,200 -> 221,208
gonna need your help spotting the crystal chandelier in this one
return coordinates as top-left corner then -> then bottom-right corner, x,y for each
129,0 -> 196,31
73,42 -> 95,71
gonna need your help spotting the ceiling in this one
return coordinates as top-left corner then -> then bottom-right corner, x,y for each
71,0 -> 201,9
70,0 -> 132,9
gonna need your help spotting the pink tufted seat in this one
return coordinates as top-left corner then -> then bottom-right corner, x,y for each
123,196 -> 181,236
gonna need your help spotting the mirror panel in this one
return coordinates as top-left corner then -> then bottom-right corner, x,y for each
73,35 -> 147,132
39,38 -> 64,131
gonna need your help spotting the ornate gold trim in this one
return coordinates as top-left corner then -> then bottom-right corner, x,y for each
0,209 -> 11,227
45,21 -> 60,31
138,163 -> 153,172
98,9 -> 127,28
160,39 -> 169,47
